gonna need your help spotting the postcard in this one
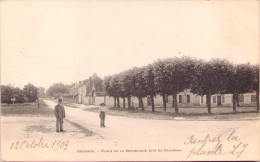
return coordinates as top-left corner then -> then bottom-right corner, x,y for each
1,0 -> 259,161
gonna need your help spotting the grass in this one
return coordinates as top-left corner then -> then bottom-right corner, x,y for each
60,101 -> 259,121
1,100 -> 93,136
1,101 -> 53,117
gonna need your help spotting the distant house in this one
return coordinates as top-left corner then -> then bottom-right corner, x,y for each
78,82 -> 109,105
78,84 -> 87,104
77,85 -> 257,108
69,83 -> 81,98
101,90 -> 257,108
149,90 -> 257,108
199,92 -> 257,107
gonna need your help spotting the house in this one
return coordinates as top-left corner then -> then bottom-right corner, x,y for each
78,84 -> 87,104
77,84 -> 257,108
199,92 -> 257,107
152,90 -> 257,108
102,90 -> 257,108
69,82 -> 81,98
78,82 -> 107,105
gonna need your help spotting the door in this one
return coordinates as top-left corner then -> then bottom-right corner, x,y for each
217,96 -> 221,106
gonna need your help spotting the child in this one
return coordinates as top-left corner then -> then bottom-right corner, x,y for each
99,103 -> 108,128
131,101 -> 136,110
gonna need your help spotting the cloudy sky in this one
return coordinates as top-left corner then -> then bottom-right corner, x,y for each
1,0 -> 259,89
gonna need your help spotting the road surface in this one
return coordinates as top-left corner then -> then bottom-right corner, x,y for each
43,99 -> 260,161
1,99 -> 259,161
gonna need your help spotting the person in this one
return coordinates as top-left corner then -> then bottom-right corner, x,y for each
99,103 -> 108,128
131,101 -> 136,110
37,99 -> 40,108
54,99 -> 65,132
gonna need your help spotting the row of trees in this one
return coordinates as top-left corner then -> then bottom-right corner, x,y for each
104,56 -> 259,114
1,83 -> 38,103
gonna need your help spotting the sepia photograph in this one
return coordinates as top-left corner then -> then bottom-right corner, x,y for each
1,0 -> 259,161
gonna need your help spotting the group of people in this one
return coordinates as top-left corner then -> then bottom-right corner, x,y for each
54,99 -> 108,132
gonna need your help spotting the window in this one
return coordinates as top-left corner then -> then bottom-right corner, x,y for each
179,95 -> 182,103
251,95 -> 256,102
187,95 -> 190,103
201,96 -> 203,103
238,94 -> 244,102
213,96 -> 216,103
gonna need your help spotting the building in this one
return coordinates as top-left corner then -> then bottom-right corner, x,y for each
76,83 -> 257,108
69,82 -> 82,98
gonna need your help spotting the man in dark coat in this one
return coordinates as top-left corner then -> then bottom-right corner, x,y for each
99,103 -> 108,128
54,99 -> 65,132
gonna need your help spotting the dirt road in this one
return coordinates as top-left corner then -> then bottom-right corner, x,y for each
1,99 -> 259,161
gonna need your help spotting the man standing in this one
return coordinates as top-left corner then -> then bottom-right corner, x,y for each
99,103 -> 108,128
54,99 -> 65,132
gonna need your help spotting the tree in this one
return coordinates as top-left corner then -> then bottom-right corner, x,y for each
1,85 -> 26,103
191,59 -> 232,114
252,65 -> 259,111
225,63 -> 255,112
104,75 -> 122,108
1,85 -> 13,103
132,67 -> 147,111
46,83 -> 70,98
165,56 -> 197,114
23,83 -> 38,102
120,69 -> 136,109
143,64 -> 157,112
117,72 -> 128,108
111,75 -> 122,108
104,76 -> 117,107
12,87 -> 26,103
91,73 -> 104,93
153,59 -> 172,113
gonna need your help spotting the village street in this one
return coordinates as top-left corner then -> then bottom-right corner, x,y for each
40,99 -> 260,160
1,99 -> 260,161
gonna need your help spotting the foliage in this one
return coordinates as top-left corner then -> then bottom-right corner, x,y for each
1,84 -> 35,103
23,83 -> 38,102
1,85 -> 14,103
101,56 -> 258,113
46,83 -> 70,97
143,64 -> 156,96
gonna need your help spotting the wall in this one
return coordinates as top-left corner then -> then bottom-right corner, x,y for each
199,93 -> 257,107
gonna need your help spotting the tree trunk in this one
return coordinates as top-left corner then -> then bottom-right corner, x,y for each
236,93 -> 240,107
139,97 -> 144,111
162,93 -> 166,113
117,97 -> 120,108
173,93 -> 178,114
114,97 -> 116,108
232,92 -> 237,112
151,94 -> 155,112
172,95 -> 174,108
127,96 -> 131,109
256,91 -> 259,112
123,97 -> 126,108
206,93 -> 211,114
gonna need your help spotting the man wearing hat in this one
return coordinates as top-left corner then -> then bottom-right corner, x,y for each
99,103 -> 108,128
54,99 -> 65,132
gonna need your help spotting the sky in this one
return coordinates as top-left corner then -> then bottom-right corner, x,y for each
1,0 -> 259,90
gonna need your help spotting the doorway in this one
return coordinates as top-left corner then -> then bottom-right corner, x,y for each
217,96 -> 222,106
